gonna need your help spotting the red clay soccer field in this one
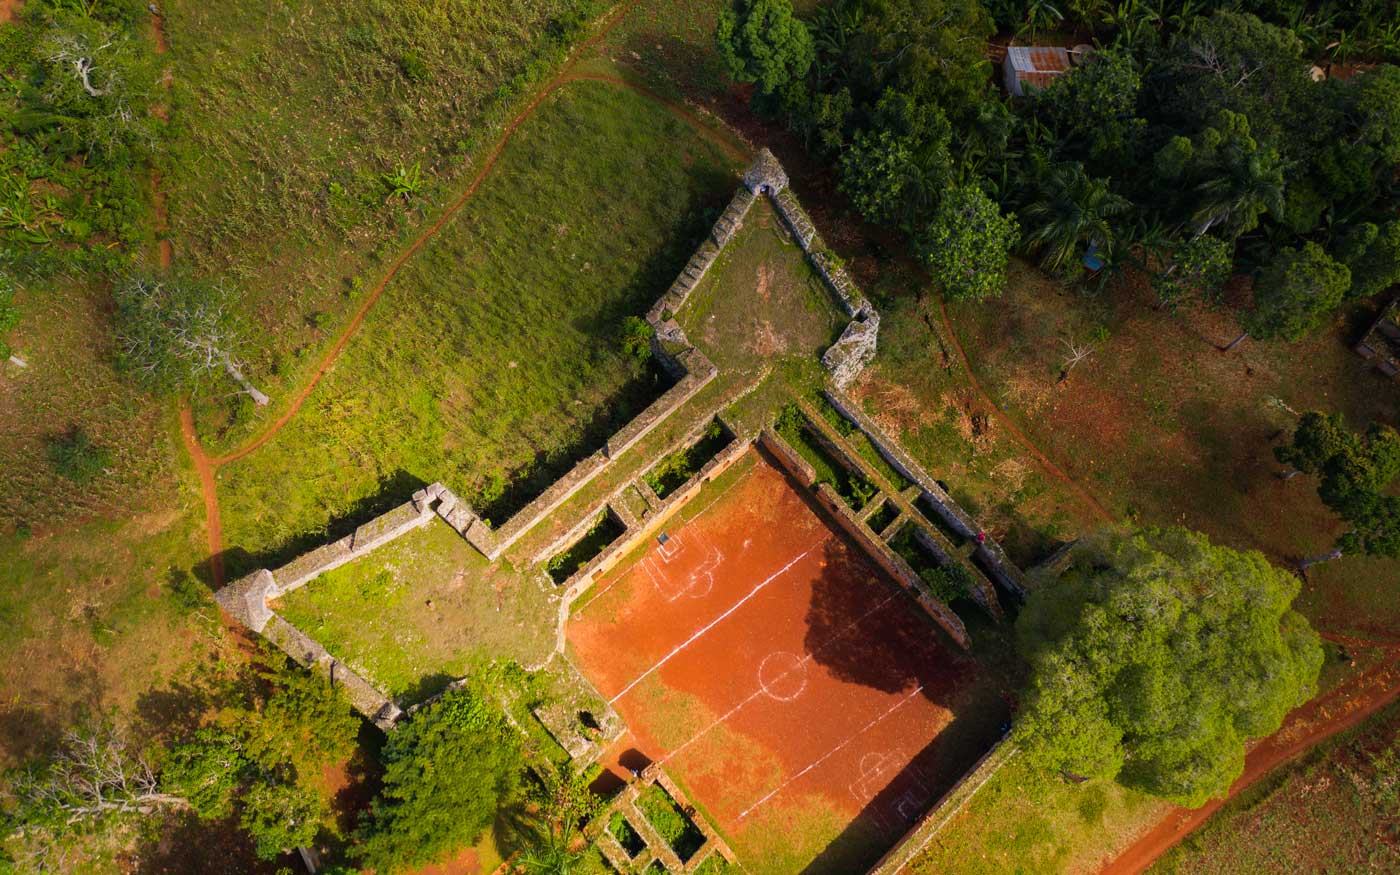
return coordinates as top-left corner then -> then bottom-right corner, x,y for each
567,449 -> 1000,874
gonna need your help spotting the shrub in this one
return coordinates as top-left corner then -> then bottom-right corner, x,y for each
45,427 -> 112,484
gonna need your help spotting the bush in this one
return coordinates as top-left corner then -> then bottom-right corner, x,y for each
45,427 -> 112,484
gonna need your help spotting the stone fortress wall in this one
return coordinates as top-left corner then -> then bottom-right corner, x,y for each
216,149 -> 890,722
214,150 -> 1026,872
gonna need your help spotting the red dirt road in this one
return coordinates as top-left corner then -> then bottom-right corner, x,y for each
569,451 -> 991,873
1099,650 -> 1400,874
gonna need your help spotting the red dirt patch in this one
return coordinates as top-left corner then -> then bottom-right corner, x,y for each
568,450 -> 993,873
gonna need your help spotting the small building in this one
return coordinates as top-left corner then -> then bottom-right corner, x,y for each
1355,299 -> 1400,379
1002,46 -> 1072,97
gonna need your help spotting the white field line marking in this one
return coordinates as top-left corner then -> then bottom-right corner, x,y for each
607,548 -> 813,705
573,466 -> 749,617
736,683 -> 926,821
659,592 -> 902,765
657,531 -> 685,562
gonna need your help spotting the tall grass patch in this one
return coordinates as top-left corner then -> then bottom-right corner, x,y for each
216,81 -> 737,567
164,0 -> 609,440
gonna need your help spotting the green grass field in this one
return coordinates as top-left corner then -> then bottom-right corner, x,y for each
906,751 -> 1169,875
0,280 -> 179,530
215,80 -> 739,571
1150,697 -> 1400,875
164,0 -> 609,445
275,520 -> 555,702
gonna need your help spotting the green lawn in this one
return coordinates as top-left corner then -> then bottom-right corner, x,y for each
906,751 -> 1169,875
1150,697 -> 1400,875
274,520 -> 555,702
216,80 -> 738,571
165,0 -> 612,445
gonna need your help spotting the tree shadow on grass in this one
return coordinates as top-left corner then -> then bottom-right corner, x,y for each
220,469 -> 429,582
401,671 -> 458,709
128,811 -> 289,875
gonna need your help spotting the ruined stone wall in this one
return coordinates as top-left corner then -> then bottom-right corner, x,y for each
755,430 -> 971,649
767,180 -> 879,387
821,387 -> 1029,600
554,435 -> 753,603
262,615 -> 403,730
865,741 -> 1015,875
265,499 -> 436,598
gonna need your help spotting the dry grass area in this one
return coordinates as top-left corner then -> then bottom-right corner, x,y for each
942,261 -> 1400,637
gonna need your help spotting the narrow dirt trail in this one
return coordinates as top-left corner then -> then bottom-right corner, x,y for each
1099,650 -> 1400,875
170,1 -> 752,587
936,297 -> 1115,524
209,74 -> 747,470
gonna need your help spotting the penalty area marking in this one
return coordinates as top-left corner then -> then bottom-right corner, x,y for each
607,548 -> 813,705
736,683 -> 926,822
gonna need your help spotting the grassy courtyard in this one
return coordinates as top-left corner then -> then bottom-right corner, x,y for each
274,520 -> 555,702
216,80 -> 740,572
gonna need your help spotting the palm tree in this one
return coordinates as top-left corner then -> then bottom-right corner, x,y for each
1018,160 -> 1131,273
1190,151 -> 1285,238
515,763 -> 604,875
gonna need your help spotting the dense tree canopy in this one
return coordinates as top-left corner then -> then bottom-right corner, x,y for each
1015,527 -> 1323,806
917,183 -> 1018,301
716,0 -> 814,96
355,688 -> 523,873
716,1 -> 1400,314
1243,242 -> 1351,342
1276,411 -> 1400,565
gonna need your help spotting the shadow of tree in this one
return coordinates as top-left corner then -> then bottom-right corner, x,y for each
127,812 -> 287,875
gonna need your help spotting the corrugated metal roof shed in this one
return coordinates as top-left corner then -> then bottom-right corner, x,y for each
1003,46 -> 1072,96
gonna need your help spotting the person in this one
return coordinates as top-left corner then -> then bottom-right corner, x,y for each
976,531 -> 987,544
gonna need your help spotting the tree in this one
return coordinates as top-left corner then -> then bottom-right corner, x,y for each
3,724 -> 192,871
113,272 -> 270,405
239,782 -> 322,861
841,0 -> 995,120
839,128 -> 917,225
516,762 -> 605,875
31,10 -> 158,156
1037,49 -> 1145,169
716,0 -> 815,96
355,688 -> 523,873
1015,527 -> 1323,807
1149,12 -> 1316,161
1235,242 -> 1350,346
1153,111 -> 1286,239
1275,411 -> 1400,569
917,183 -> 1019,302
1150,234 -> 1232,311
1017,159 -> 1130,273
1338,220 -> 1400,301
